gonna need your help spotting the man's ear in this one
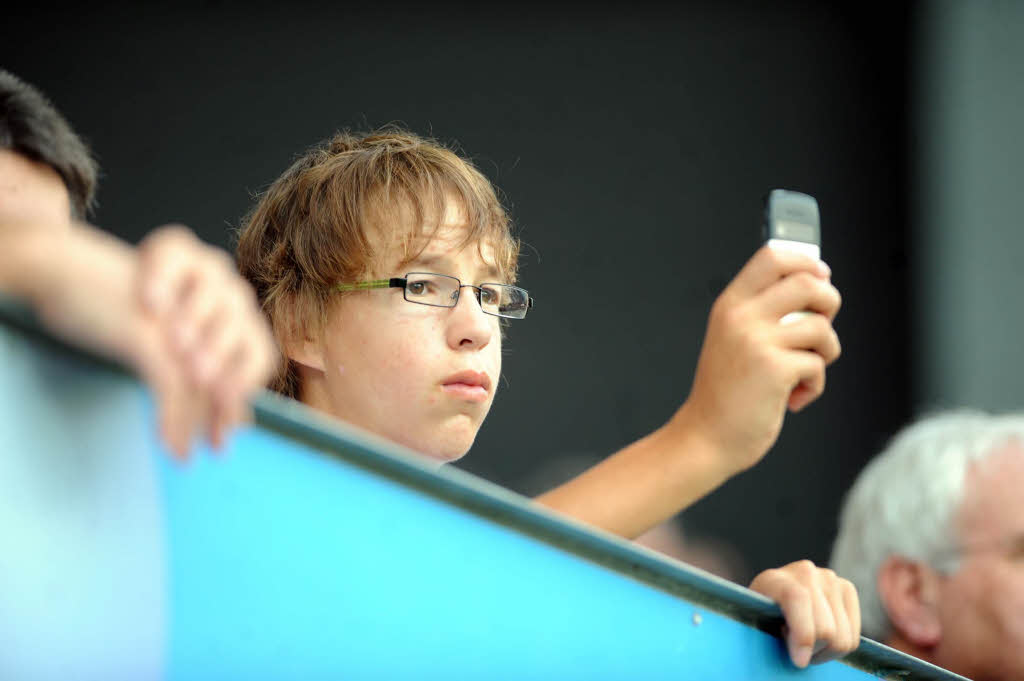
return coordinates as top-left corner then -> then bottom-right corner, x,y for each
877,555 -> 942,647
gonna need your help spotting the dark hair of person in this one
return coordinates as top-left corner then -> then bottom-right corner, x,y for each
0,70 -> 98,219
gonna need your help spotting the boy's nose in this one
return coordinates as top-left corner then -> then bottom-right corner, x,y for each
447,286 -> 492,348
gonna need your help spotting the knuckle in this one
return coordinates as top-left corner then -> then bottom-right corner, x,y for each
709,294 -> 732,323
818,621 -> 837,642
781,581 -> 809,605
829,331 -> 842,360
794,271 -> 817,287
810,353 -> 827,375
794,559 -> 818,575
812,377 -> 826,400
150,223 -> 192,247
762,246 -> 785,269
757,567 -> 782,583
213,248 -> 235,271
791,623 -> 816,648
202,247 -> 234,276
712,299 -> 745,335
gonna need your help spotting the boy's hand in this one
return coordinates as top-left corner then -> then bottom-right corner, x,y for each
750,560 -> 861,668
135,225 -> 277,459
674,246 -> 841,474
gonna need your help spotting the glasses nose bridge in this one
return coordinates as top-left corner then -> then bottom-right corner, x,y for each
451,282 -> 484,308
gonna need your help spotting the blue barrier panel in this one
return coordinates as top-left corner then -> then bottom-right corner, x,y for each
0,300 -> 965,681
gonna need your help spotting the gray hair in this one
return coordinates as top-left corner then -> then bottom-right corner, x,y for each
829,409 -> 1024,640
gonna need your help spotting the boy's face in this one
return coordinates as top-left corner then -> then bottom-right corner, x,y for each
297,199 -> 503,463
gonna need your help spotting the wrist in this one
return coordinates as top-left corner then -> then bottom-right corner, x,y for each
669,399 -> 753,479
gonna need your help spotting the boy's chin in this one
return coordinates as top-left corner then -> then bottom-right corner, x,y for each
417,449 -> 467,469
409,424 -> 479,466
417,437 -> 474,466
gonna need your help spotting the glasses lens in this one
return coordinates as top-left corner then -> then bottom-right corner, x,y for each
404,273 -> 459,307
479,284 -> 529,319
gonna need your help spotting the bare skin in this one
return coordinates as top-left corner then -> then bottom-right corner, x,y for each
0,149 -> 276,457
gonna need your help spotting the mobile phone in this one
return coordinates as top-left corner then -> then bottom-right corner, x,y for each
763,189 -> 820,323
763,189 -> 820,260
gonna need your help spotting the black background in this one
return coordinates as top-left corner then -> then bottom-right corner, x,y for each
2,1 -> 915,580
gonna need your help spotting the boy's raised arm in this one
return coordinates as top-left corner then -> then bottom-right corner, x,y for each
534,245 -> 852,670
534,245 -> 840,539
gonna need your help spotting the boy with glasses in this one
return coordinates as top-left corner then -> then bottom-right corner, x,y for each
236,129 -> 857,668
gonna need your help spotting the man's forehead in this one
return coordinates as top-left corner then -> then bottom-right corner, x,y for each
959,442 -> 1024,538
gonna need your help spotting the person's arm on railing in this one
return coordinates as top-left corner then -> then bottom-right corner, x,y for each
1,215 -> 275,458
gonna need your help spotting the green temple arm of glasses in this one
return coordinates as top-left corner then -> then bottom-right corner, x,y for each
335,278 -> 406,292
335,278 -> 534,312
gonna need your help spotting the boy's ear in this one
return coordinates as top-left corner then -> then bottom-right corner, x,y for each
285,338 -> 325,373
877,555 -> 943,648
281,319 -> 325,373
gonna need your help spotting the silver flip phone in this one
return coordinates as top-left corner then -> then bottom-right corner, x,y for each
763,189 -> 820,260
764,189 -> 820,323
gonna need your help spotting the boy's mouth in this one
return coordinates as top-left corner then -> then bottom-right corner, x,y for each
441,370 -> 491,402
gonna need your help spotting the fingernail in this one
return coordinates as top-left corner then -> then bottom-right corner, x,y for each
793,645 -> 813,668
818,261 -> 832,277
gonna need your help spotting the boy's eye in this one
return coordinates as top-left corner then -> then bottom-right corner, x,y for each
407,281 -> 431,296
479,286 -> 499,305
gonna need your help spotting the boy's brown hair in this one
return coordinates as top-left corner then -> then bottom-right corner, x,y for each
236,128 -> 519,398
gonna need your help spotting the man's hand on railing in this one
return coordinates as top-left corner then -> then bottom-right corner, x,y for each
749,559 -> 861,668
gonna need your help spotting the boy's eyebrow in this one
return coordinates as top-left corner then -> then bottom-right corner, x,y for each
404,254 -> 504,282
405,253 -> 445,270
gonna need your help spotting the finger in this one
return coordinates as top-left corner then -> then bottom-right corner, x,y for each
727,245 -> 831,299
751,569 -> 815,669
233,320 -> 277,396
137,225 -> 199,315
756,271 -> 842,322
164,384 -> 205,460
170,262 -> 225,355
192,301 -> 240,387
208,393 -> 234,452
208,344 -> 250,451
842,578 -> 862,644
145,349 -> 197,460
806,568 -> 838,661
208,318 -> 274,450
811,574 -> 852,664
782,351 -> 827,412
776,313 -> 842,364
